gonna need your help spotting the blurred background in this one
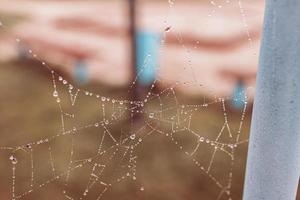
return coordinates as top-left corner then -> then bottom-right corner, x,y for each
1,0 -> 297,200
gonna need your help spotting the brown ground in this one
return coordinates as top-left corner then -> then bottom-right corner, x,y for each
0,59 -> 252,200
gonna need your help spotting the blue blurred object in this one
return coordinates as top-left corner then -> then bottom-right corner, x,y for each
74,60 -> 89,84
231,80 -> 246,110
136,31 -> 161,85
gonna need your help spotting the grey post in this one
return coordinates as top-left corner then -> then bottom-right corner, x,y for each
243,0 -> 300,199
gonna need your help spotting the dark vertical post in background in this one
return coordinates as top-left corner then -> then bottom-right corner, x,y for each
128,0 -> 143,124
128,0 -> 138,103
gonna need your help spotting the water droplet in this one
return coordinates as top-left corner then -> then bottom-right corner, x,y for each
56,98 -> 61,103
138,138 -> 142,142
149,113 -> 154,118
62,80 -> 67,85
101,97 -> 106,101
58,76 -> 63,81
94,123 -> 99,127
199,137 -> 204,142
9,155 -> 17,164
130,134 -> 136,140
69,85 -> 73,90
53,90 -> 58,97
140,187 -> 144,191
16,38 -> 20,42
83,189 -> 88,196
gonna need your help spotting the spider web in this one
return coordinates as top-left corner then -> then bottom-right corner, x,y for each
0,0 -> 257,199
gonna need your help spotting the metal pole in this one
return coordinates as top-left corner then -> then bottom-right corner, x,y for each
243,0 -> 300,199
